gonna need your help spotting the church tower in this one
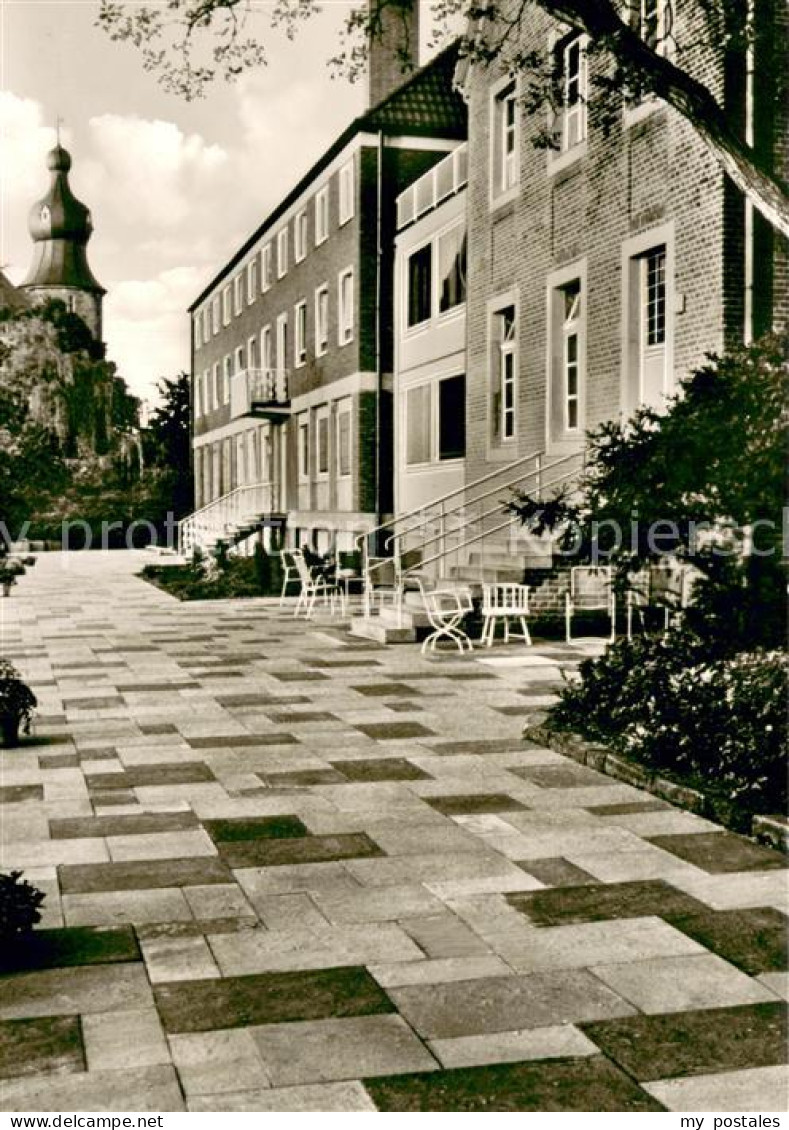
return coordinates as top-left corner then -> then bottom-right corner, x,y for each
20,143 -> 106,342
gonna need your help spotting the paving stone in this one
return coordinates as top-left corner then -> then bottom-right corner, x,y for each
86,763 -> 215,789
81,1007 -> 170,1069
516,857 -> 598,887
141,935 -> 221,982
591,954 -> 776,1014
427,794 -> 528,816
183,882 -> 257,922
429,1024 -> 599,1069
266,711 -> 339,724
587,800 -> 670,816
0,784 -> 44,803
0,963 -> 154,1020
355,722 -> 436,741
364,1054 -> 663,1111
107,829 -> 217,862
63,888 -> 194,926
203,815 -> 308,842
0,925 -> 139,974
170,1027 -> 270,1094
59,856 -> 232,893
330,758 -> 431,782
208,921 -> 424,975
582,1001 -> 789,1081
370,955 -> 513,987
154,965 -> 395,1033
187,733 -> 299,748
664,907 -> 788,976
647,832 -> 789,874
389,970 -> 635,1039
49,811 -> 199,838
514,763 -> 609,788
217,832 -> 385,868
251,1014 -> 438,1086
399,913 -> 492,959
188,1080 -> 376,1111
503,916 -> 705,973
311,883 -> 445,925
644,1065 -> 789,1112
352,683 -> 422,697
507,880 -> 711,926
0,1064 -> 185,1112
0,1015 -> 85,1079
264,768 -> 348,787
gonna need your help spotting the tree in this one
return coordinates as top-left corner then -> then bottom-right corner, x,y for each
97,0 -> 788,236
142,373 -> 193,520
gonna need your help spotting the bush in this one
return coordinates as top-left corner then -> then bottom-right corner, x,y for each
551,632 -> 787,813
0,871 -> 46,942
140,544 -> 283,601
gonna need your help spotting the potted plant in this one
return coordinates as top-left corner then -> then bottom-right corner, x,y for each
0,560 -> 25,596
0,659 -> 37,746
0,871 -> 46,946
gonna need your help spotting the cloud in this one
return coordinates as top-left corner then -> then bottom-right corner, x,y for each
0,93 -> 58,272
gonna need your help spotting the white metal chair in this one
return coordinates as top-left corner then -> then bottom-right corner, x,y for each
626,560 -> 696,639
279,550 -> 300,607
421,586 -> 475,655
480,583 -> 532,647
565,566 -> 616,642
292,549 -> 344,618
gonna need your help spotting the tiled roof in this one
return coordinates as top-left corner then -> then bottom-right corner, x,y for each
362,41 -> 466,139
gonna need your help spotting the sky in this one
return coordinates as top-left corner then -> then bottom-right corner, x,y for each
0,0 -> 378,409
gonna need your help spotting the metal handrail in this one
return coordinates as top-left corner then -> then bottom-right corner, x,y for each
178,480 -> 274,556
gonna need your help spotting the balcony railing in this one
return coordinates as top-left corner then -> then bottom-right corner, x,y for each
230,368 -> 290,421
396,144 -> 468,232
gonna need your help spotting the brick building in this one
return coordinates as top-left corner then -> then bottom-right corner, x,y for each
184,18 -> 466,556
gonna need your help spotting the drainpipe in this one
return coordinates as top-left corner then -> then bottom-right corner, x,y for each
375,129 -> 384,549
743,0 -> 755,343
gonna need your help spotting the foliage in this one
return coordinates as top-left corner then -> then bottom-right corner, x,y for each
142,373 -> 194,522
0,872 -> 46,942
0,659 -> 38,729
140,543 -> 283,600
509,334 -> 789,649
551,633 -> 788,814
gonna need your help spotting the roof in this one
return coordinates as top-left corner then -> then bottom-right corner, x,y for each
0,270 -> 31,312
188,40 -> 467,312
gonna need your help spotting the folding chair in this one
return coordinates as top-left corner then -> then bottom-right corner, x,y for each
565,566 -> 616,643
279,550 -> 300,607
480,583 -> 532,647
292,549 -> 344,619
421,586 -> 475,655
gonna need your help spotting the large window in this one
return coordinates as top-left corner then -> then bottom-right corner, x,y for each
406,384 -> 432,465
559,281 -> 582,432
492,83 -> 518,197
623,230 -> 673,413
339,159 -> 355,225
295,211 -> 308,262
493,305 -> 517,443
315,284 -> 329,356
438,226 -> 467,314
294,301 -> 307,367
438,375 -> 466,461
246,259 -> 258,304
298,416 -> 310,480
261,244 -> 272,291
277,228 -> 288,278
407,244 -> 432,328
338,268 -> 354,345
405,376 -> 466,466
560,35 -> 587,151
315,186 -> 329,245
316,409 -> 330,477
337,401 -> 352,477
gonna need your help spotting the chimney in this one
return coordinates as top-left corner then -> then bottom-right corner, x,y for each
367,0 -> 420,108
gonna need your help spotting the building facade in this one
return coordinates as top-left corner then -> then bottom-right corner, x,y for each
187,35 -> 466,554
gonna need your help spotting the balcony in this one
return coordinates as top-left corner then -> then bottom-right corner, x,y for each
230,368 -> 290,422
396,144 -> 468,232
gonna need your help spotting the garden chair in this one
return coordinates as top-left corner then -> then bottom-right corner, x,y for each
279,550 -> 300,607
479,583 -> 532,647
292,548 -> 344,619
626,559 -> 696,639
565,566 -> 616,643
420,583 -> 475,655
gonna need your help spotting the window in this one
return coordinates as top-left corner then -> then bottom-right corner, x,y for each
261,244 -> 272,291
298,416 -> 310,480
203,309 -> 211,345
248,335 -> 258,369
212,297 -> 220,335
223,355 -> 233,403
276,312 -> 288,371
277,228 -> 288,278
338,268 -> 354,345
640,0 -> 673,53
493,83 -> 518,197
493,305 -> 517,442
623,230 -> 673,413
339,159 -> 355,225
194,372 -> 203,416
561,282 -> 581,432
438,226 -> 467,314
407,244 -> 432,328
222,286 -> 231,326
337,402 -> 352,477
316,408 -> 330,477
315,186 -> 329,245
644,247 -> 667,346
406,385 -> 432,465
438,375 -> 466,460
315,285 -> 329,356
247,259 -> 258,303
234,345 -> 245,374
212,363 -> 220,409
194,315 -> 201,351
295,211 -> 308,262
559,36 -> 587,151
260,324 -> 272,371
233,274 -> 243,316
294,301 -> 307,367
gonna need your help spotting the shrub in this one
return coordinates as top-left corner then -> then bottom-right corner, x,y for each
0,871 -> 46,942
551,633 -> 787,813
0,659 -> 38,731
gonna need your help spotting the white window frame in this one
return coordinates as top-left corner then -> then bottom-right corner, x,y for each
212,362 -> 221,409
247,334 -> 258,369
562,286 -> 582,433
203,308 -> 211,345
222,286 -> 231,327
277,228 -> 288,279
246,259 -> 258,304
193,314 -> 201,351
212,297 -> 220,335
315,284 -> 329,357
223,354 -> 232,403
315,186 -> 329,245
561,35 -> 587,152
624,0 -> 674,125
620,222 -> 675,415
261,244 -> 272,292
233,274 -> 243,316
339,159 -> 355,226
194,371 -> 203,416
405,241 -> 433,331
490,78 -> 519,204
276,312 -> 288,371
260,324 -> 272,372
338,267 -> 354,346
294,300 -> 307,368
295,210 -> 308,262
315,405 -> 330,480
436,222 -> 467,320
298,414 -> 310,482
404,382 -> 433,467
336,399 -> 353,478
489,299 -> 518,446
234,345 -> 245,374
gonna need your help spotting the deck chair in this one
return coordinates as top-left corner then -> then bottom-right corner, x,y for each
292,548 -> 344,619
421,585 -> 475,655
480,583 -> 532,647
565,566 -> 616,643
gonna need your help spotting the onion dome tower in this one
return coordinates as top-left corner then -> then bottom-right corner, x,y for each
20,142 -> 106,342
